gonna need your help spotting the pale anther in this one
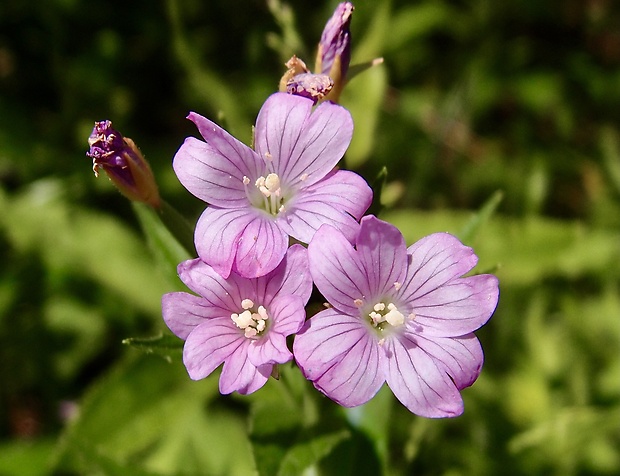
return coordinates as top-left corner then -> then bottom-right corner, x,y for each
354,298 -> 364,307
241,299 -> 254,309
393,282 -> 402,291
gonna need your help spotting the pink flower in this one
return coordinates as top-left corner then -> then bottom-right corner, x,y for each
163,245 -> 312,395
294,216 -> 499,417
173,92 -> 371,279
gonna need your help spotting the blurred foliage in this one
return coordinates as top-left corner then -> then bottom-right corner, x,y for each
1,0 -> 619,475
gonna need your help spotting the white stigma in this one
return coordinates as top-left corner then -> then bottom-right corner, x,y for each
231,300 -> 270,338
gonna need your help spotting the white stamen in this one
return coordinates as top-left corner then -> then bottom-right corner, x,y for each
299,173 -> 309,181
393,282 -> 402,291
231,299 -> 270,338
257,306 -> 269,321
384,307 -> 405,326
264,151 -> 273,160
354,299 -> 364,307
368,301 -> 405,329
242,176 -> 250,185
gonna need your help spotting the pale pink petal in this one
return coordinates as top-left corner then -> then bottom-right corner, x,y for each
407,274 -> 499,337
308,225 -> 368,316
220,345 -> 271,395
413,333 -> 485,390
173,136 -> 251,208
183,319 -> 243,380
294,310 -> 384,407
258,244 -> 312,305
254,93 -> 353,187
400,233 -> 479,302
194,207 -> 288,279
277,170 -> 372,244
162,291 -> 224,340
248,332 -> 292,367
384,333 -> 465,418
231,213 -> 289,278
175,258 -> 244,311
398,233 -> 498,337
268,294 -> 307,336
355,216 -> 408,299
294,309 -> 366,378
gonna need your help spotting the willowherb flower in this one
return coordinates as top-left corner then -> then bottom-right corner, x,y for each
173,92 -> 372,279
294,216 -> 499,417
162,245 -> 312,395
87,120 -> 160,208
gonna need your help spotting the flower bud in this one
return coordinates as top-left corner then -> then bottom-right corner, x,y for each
87,120 -> 160,208
315,2 -> 353,99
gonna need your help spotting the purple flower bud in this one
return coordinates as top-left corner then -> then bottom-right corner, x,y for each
285,73 -> 334,104
87,120 -> 160,208
316,2 -> 353,81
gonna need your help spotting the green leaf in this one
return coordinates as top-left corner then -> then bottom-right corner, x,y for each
0,439 -> 56,476
367,166 -> 388,217
132,201 -> 193,289
0,179 -> 169,316
458,190 -> 504,244
54,354 -> 255,475
278,430 -> 350,476
122,333 -> 184,361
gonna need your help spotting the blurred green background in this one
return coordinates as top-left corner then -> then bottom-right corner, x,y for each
1,0 -> 619,474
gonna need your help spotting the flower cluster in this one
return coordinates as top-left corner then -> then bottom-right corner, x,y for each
157,3 -> 499,417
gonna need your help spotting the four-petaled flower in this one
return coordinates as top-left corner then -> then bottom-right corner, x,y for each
173,92 -> 372,279
293,216 -> 499,417
163,245 -> 312,395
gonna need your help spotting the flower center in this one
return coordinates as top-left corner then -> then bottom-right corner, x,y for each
230,298 -> 270,338
243,173 -> 287,216
367,301 -> 405,331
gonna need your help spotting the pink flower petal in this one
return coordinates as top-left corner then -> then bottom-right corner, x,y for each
414,333 -> 485,390
407,274 -> 499,337
355,216 -> 408,299
172,137 -> 244,208
162,291 -> 224,340
268,294 -> 307,337
308,225 -> 368,316
183,319 -> 244,381
400,233 -> 479,302
220,345 -> 272,395
254,93 -> 353,187
294,309 -> 385,407
195,207 -> 288,279
277,169 -> 372,244
384,333 -> 465,418
231,213 -> 289,278
247,332 -> 292,367
176,258 -> 246,310
258,244 -> 312,305
397,233 -> 498,337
